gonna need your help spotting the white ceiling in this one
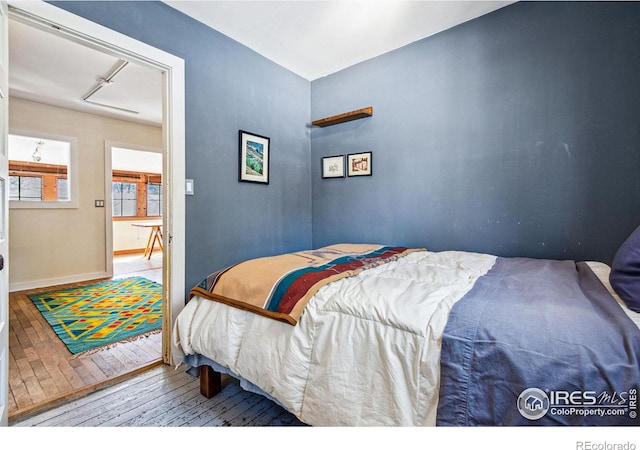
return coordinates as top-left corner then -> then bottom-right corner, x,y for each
165,1 -> 514,80
8,1 -> 513,126
8,18 -> 164,126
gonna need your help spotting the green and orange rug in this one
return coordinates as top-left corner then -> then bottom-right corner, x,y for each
28,276 -> 162,357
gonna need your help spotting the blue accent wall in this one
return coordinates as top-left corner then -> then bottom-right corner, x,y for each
310,1 -> 640,264
51,1 -> 640,284
51,1 -> 313,292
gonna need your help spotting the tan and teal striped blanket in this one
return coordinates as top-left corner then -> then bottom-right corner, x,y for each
189,244 -> 422,325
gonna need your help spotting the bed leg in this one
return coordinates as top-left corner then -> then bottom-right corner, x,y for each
199,365 -> 222,398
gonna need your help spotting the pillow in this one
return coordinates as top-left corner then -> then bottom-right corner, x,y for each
609,225 -> 640,313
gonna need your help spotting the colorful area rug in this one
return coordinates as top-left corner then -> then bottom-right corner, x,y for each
28,276 -> 162,357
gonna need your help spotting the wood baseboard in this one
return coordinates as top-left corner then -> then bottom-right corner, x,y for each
113,248 -> 146,256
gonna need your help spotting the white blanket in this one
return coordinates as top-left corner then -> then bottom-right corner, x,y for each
172,250 -> 497,426
172,251 -> 640,426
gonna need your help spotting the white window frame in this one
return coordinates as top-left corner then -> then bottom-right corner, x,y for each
8,129 -> 79,209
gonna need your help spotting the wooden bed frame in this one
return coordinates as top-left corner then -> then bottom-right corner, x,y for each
199,366 -> 222,398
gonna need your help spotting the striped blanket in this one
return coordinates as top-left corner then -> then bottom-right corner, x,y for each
189,244 -> 423,325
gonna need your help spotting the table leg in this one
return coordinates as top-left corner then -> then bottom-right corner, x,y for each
143,228 -> 154,258
147,226 -> 162,259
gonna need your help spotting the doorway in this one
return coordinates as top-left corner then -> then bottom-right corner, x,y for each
107,143 -> 164,284
4,1 -> 185,421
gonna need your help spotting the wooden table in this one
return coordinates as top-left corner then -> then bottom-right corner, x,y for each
132,220 -> 163,260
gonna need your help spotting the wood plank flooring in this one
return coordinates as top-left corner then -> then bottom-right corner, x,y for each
10,363 -> 304,427
7,253 -> 163,422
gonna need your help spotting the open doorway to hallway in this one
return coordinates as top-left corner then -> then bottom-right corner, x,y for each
7,8 -> 168,423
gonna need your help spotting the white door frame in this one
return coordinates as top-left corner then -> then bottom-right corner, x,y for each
7,1 -> 186,366
0,1 -> 9,427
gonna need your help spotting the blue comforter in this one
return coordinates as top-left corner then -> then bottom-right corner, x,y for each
437,258 -> 640,426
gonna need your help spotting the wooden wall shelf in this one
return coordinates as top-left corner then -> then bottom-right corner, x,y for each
312,106 -> 373,127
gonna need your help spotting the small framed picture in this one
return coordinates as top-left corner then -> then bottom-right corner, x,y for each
239,130 -> 270,184
347,152 -> 372,177
322,155 -> 345,178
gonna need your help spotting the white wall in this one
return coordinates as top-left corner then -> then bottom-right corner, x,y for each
9,98 -> 162,291
113,218 -> 161,253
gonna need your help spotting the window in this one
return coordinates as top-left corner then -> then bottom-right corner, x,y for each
8,132 -> 78,208
112,182 -> 137,217
9,176 -> 42,201
111,172 -> 162,218
111,146 -> 162,219
57,178 -> 69,201
146,182 -> 162,217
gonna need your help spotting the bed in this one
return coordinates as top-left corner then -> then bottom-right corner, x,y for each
172,234 -> 640,426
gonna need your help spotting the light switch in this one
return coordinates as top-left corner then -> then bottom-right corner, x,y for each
186,179 -> 195,196
95,200 -> 105,207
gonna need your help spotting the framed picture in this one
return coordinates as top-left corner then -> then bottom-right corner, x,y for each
239,130 -> 270,184
347,151 -> 372,177
322,155 -> 345,178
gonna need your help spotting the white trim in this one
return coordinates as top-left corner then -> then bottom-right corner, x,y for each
8,0 -> 186,364
104,142 -> 114,279
8,128 -> 79,209
0,0 -> 9,428
10,271 -> 110,293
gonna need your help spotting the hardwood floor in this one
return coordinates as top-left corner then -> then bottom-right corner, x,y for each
10,363 -> 304,427
7,252 -> 163,423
